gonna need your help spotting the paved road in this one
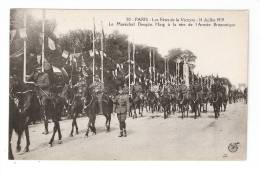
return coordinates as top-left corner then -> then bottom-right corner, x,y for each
12,102 -> 247,160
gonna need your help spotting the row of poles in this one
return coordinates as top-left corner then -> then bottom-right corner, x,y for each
22,10 -> 190,90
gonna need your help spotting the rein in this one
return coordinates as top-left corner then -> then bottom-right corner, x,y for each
16,90 -> 34,94
84,95 -> 94,110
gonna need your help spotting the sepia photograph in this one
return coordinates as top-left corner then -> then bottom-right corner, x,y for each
9,9 -> 248,160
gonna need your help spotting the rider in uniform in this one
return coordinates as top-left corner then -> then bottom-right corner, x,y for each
89,75 -> 105,114
29,66 -> 51,134
211,78 -> 221,94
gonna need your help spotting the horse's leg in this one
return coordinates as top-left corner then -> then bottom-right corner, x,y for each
9,127 -> 14,160
24,126 -> 30,152
106,114 -> 111,132
16,133 -> 22,152
74,114 -> 79,134
85,119 -> 91,137
92,116 -> 96,135
70,115 -> 75,137
133,105 -> 137,118
198,103 -> 201,117
49,122 -> 57,146
57,122 -> 62,143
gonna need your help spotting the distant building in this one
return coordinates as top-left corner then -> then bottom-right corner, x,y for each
238,83 -> 246,91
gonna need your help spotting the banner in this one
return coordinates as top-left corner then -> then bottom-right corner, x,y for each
10,30 -> 17,44
19,28 -> 27,39
62,50 -> 69,59
48,37 -> 56,50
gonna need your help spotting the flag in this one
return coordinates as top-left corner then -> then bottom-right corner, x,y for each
89,50 -> 94,57
10,30 -> 16,44
101,22 -> 106,51
37,54 -> 41,64
48,37 -> 56,50
62,50 -> 69,59
115,69 -> 118,76
19,28 -> 27,39
112,71 -> 115,78
95,49 -> 99,55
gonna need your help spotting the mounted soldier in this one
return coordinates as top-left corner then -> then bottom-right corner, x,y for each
28,65 -> 51,135
89,75 -> 105,114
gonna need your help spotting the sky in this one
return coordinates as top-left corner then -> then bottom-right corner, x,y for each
27,9 -> 248,87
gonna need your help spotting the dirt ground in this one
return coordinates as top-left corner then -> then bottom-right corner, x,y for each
11,101 -> 247,160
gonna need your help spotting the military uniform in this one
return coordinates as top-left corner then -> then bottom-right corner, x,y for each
30,70 -> 51,134
114,90 -> 129,137
89,78 -> 105,114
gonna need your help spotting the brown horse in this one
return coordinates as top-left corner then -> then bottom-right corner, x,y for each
10,88 -> 41,154
84,88 -> 113,137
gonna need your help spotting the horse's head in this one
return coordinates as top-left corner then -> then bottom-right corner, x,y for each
15,90 -> 34,115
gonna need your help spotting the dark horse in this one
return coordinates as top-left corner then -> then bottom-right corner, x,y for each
160,93 -> 171,119
84,89 -> 113,137
210,92 -> 222,119
10,87 -> 41,154
69,89 -> 84,137
147,91 -> 158,113
9,96 -> 20,159
177,92 -> 190,119
130,90 -> 143,119
190,91 -> 201,119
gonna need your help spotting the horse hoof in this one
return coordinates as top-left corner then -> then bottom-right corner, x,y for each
16,146 -> 21,153
49,143 -> 53,147
85,134 -> 88,138
58,140 -> 62,144
70,134 -> 73,137
23,147 -> 29,152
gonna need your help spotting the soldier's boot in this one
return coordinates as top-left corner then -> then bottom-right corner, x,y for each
118,130 -> 123,137
123,129 -> 127,137
76,127 -> 79,135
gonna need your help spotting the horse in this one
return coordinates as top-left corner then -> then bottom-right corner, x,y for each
160,93 -> 171,119
48,88 -> 68,147
69,91 -> 84,137
190,91 -> 201,119
10,87 -> 41,153
84,89 -> 113,137
147,91 -> 158,113
200,92 -> 209,113
130,90 -> 143,119
177,92 -> 190,119
210,91 -> 222,119
169,93 -> 178,115
9,96 -> 20,159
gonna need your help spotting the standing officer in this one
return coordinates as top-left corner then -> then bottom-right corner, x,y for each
29,66 -> 51,134
114,84 -> 129,137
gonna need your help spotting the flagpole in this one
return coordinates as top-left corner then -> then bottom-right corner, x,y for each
41,10 -> 45,72
153,49 -> 155,84
23,11 -> 27,83
149,48 -> 152,85
92,18 -> 95,83
128,41 -> 131,95
101,21 -> 104,84
133,43 -> 135,84
164,57 -> 167,84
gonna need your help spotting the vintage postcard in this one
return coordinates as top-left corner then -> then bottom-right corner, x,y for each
9,9 -> 248,160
